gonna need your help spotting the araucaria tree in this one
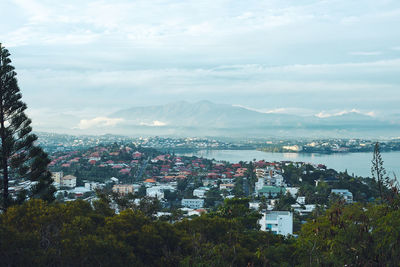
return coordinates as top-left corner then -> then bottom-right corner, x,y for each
0,44 -> 55,210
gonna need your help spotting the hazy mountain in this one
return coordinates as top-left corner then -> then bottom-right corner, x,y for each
108,101 -> 400,138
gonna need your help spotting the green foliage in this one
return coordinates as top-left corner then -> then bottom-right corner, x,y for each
274,192 -> 296,211
1,195 -> 400,266
204,187 -> 222,208
296,200 -> 400,266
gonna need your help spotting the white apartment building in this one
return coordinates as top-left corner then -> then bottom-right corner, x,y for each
61,175 -> 76,188
259,211 -> 293,236
181,198 -> 205,209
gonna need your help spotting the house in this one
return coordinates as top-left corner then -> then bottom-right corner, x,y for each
291,204 -> 316,216
259,211 -> 293,236
188,209 -> 207,216
331,189 -> 353,203
181,199 -> 205,209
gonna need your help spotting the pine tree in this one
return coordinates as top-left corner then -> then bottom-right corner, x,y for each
0,44 -> 55,210
371,142 -> 387,201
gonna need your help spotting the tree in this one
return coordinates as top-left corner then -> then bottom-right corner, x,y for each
0,44 -> 55,210
371,142 -> 399,206
371,142 -> 387,201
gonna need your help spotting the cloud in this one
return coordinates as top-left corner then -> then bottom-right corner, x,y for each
315,109 -> 376,118
140,121 -> 167,127
77,117 -> 124,129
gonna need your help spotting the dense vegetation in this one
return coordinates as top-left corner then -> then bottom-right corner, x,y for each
1,194 -> 400,266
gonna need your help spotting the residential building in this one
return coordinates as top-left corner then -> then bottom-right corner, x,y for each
219,183 -> 235,190
51,171 -> 63,184
61,175 -> 76,188
193,187 -> 209,198
84,182 -> 103,191
331,189 -> 353,203
255,177 -> 265,191
255,168 -> 267,179
259,211 -> 293,236
285,187 -> 299,198
291,203 -> 316,216
257,186 -> 284,198
181,198 -> 205,209
113,184 -> 134,196
146,186 -> 164,199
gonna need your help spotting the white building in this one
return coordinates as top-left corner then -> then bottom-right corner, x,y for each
84,182 -> 103,191
193,187 -> 209,198
61,175 -> 76,188
146,186 -> 165,200
181,198 -> 205,209
291,204 -> 316,215
146,185 -> 175,200
285,187 -> 299,198
219,183 -> 234,190
259,211 -> 293,236
331,189 -> 353,203
273,174 -> 285,187
255,177 -> 265,191
110,177 -> 119,184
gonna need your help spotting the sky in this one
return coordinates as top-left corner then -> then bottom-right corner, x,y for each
1,0 -> 400,133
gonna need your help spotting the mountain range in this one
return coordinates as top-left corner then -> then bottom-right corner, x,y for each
102,100 -> 400,138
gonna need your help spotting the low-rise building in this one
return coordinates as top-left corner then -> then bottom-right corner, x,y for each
193,187 -> 209,198
61,175 -> 76,188
291,204 -> 316,215
219,183 -> 235,191
259,211 -> 293,236
257,186 -> 284,198
146,186 -> 164,200
146,185 -> 176,200
113,184 -> 134,196
331,189 -> 353,203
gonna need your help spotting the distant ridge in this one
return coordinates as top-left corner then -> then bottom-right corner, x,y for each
107,101 -> 399,138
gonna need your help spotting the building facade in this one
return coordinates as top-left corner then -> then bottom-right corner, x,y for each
259,211 -> 293,236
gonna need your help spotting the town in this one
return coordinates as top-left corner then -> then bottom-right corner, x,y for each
8,141 -> 378,236
36,132 -> 400,155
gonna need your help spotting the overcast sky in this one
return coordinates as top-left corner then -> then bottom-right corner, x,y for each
1,0 -> 400,132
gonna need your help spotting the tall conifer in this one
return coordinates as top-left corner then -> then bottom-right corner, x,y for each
0,44 -> 55,210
